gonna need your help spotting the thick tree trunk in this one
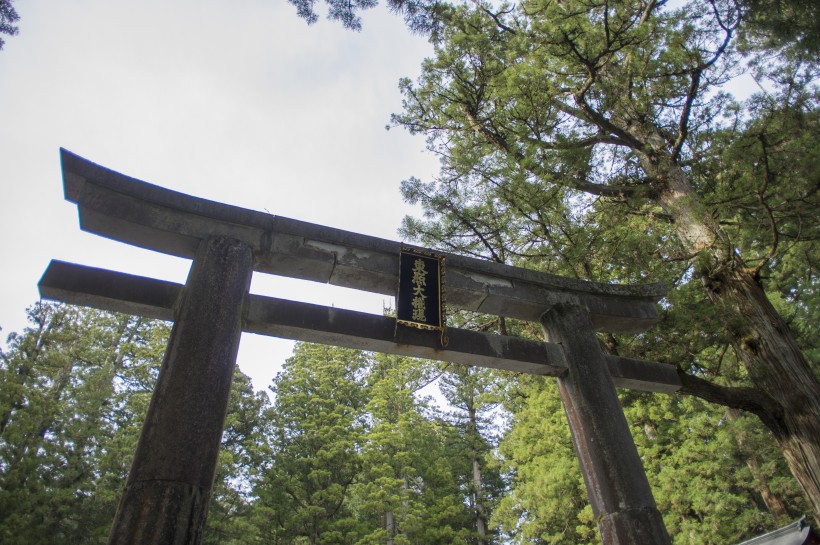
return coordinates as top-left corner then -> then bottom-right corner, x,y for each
651,158 -> 820,523
705,265 -> 820,523
468,406 -> 489,545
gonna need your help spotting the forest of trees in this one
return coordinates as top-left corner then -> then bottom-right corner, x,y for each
0,303 -> 812,544
288,0 -> 820,527
1,0 -> 817,543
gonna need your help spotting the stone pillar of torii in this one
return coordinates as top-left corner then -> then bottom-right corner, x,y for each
40,149 -> 680,545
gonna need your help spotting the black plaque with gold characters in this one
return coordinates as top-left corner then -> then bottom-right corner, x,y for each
396,247 -> 447,344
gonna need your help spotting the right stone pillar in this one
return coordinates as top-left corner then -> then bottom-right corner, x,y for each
540,303 -> 671,545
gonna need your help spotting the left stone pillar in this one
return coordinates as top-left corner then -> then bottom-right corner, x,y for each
108,237 -> 253,545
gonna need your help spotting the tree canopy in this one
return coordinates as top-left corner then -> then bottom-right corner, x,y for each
0,303 -> 271,544
381,0 -> 820,523
1,303 -> 812,542
0,0 -> 18,50
4,0 -> 818,541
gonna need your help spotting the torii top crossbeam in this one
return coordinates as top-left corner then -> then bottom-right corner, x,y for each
39,149 -> 676,545
41,149 -> 680,393
57,149 -> 664,332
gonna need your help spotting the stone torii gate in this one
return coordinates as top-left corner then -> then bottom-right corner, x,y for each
39,149 -> 682,545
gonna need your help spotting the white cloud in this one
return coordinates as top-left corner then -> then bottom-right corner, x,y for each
0,0 -> 437,392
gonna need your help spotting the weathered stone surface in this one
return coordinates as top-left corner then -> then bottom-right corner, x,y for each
60,148 -> 666,333
39,260 -> 177,322
106,481 -> 209,545
541,304 -> 672,545
247,294 -> 568,376
38,260 -> 682,392
49,149 -> 679,545
107,237 -> 253,545
606,355 -> 681,394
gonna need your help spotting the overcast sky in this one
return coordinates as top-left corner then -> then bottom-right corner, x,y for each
0,0 -> 439,393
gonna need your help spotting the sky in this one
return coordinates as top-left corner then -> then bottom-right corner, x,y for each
0,0 -> 439,394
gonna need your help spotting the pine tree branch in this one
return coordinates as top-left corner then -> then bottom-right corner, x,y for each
672,1 -> 735,161
469,0 -> 516,35
572,76 -> 647,151
462,106 -> 649,198
751,133 -> 780,276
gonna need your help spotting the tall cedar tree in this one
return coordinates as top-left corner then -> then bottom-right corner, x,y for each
287,0 -> 820,519
438,364 -> 506,545
395,189 -> 812,541
295,0 -> 820,522
251,343 -> 370,544
353,353 -> 475,545
0,303 -> 167,544
0,303 -> 271,544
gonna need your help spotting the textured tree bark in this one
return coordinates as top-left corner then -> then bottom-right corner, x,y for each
642,155 -> 820,522
708,266 -> 820,523
107,236 -> 253,545
386,510 -> 395,545
541,304 -> 672,545
473,456 -> 489,544
468,406 -> 489,545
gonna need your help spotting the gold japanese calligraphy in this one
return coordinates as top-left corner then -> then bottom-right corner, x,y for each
396,247 -> 448,346
411,258 -> 427,322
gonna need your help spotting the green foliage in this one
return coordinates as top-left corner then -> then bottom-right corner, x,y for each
392,0 -> 818,310
0,0 -> 18,50
622,391 -> 807,544
438,364 -> 506,545
0,306 -> 509,543
391,0 -> 820,527
1,301 -> 809,543
737,0 -> 820,56
0,302 -> 272,544
493,377 -> 592,545
492,375 -> 809,544
286,0 -> 442,36
204,370 -> 273,545
251,343 -> 370,544
697,93 -> 820,372
0,303 -> 169,544
250,344 -> 505,544
0,295 -> 810,544
353,353 -> 474,545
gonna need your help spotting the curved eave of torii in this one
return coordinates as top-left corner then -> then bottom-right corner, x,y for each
40,148 -> 680,394
58,148 -> 665,330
